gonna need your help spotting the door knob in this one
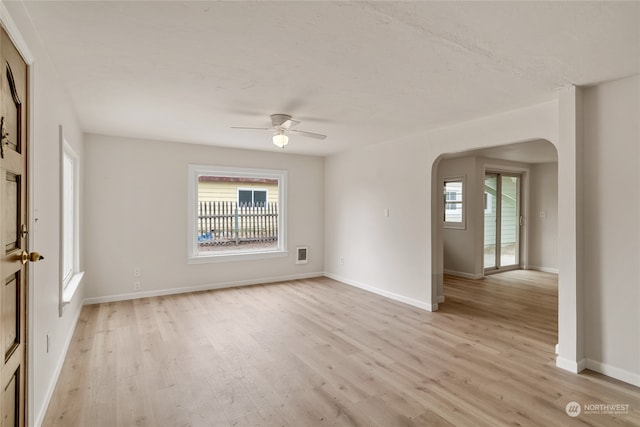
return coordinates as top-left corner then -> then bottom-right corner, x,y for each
19,251 -> 44,265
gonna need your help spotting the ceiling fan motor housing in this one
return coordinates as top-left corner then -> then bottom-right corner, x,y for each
271,114 -> 294,128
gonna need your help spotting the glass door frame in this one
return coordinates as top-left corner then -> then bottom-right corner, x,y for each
484,171 -> 522,275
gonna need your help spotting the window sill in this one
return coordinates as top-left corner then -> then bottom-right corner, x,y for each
62,271 -> 84,304
444,223 -> 466,230
188,249 -> 288,264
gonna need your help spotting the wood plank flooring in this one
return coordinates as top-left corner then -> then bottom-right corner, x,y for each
43,271 -> 640,426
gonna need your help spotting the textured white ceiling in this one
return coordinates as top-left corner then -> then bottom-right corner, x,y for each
22,1 -> 640,156
443,139 -> 558,164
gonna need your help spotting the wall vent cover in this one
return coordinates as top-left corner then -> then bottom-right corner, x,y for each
296,247 -> 308,264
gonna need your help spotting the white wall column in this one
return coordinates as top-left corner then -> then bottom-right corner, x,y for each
556,85 -> 585,372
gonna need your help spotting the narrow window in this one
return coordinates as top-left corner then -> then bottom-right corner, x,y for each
443,177 -> 465,229
62,150 -> 74,282
60,131 -> 83,313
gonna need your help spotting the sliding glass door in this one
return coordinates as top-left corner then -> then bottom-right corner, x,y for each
484,173 -> 521,273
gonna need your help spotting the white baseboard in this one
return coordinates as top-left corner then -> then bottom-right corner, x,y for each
586,359 -> 640,387
444,269 -> 483,280
35,300 -> 83,427
83,272 -> 324,305
558,355 -> 640,387
324,273 -> 436,312
528,265 -> 559,274
556,356 -> 587,373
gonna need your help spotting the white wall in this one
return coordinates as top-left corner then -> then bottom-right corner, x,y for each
529,162 -> 558,272
324,138 -> 433,309
83,134 -> 324,302
583,75 -> 640,385
2,2 -> 86,426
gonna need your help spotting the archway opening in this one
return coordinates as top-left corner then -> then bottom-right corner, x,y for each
430,138 -> 559,353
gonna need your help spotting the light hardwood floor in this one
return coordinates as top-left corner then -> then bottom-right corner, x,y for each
43,271 -> 639,426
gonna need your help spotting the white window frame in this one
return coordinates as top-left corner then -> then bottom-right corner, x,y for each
59,128 -> 84,315
443,176 -> 466,229
188,164 -> 287,263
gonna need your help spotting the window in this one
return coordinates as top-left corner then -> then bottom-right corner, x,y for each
62,150 -> 74,282
443,177 -> 465,229
238,189 -> 267,207
60,133 -> 83,313
188,165 -> 287,263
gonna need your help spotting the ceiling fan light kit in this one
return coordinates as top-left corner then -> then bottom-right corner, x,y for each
232,113 -> 327,149
272,131 -> 289,148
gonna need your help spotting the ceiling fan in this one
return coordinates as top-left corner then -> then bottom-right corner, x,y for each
232,114 -> 327,148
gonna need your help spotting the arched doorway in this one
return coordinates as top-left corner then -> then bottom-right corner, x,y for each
431,139 -> 558,300
430,139 -> 559,358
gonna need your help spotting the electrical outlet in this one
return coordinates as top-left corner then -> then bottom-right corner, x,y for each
134,267 -> 142,277
340,257 -> 344,265
134,281 -> 141,291
46,333 -> 51,353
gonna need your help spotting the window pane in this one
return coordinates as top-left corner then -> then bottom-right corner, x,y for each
500,175 -> 519,267
62,152 -> 74,283
197,175 -> 279,254
238,190 -> 252,207
254,190 -> 267,207
444,180 -> 463,223
484,174 -> 497,268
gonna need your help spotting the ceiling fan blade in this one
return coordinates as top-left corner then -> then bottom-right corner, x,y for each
289,129 -> 327,140
230,126 -> 272,130
280,119 -> 300,129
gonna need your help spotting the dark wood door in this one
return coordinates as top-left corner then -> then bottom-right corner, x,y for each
0,26 -> 28,427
